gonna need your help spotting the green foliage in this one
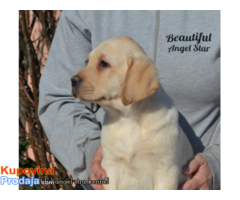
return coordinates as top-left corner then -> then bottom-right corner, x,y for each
19,140 -> 30,156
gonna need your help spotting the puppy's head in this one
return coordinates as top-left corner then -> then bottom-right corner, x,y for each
71,36 -> 159,106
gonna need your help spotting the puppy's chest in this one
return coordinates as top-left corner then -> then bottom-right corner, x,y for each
101,117 -> 160,160
102,118 -> 138,143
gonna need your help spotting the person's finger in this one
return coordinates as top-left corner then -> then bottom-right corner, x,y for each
199,185 -> 210,190
196,174 -> 210,190
91,159 -> 107,181
180,177 -> 200,190
90,173 -> 105,190
182,155 -> 205,175
89,144 -> 106,190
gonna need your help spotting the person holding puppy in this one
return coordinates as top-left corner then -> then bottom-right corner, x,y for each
39,10 -> 220,190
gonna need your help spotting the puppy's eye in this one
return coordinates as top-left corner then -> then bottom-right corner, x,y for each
85,59 -> 88,64
100,60 -> 109,68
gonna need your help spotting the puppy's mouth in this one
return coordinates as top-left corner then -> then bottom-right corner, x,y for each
72,87 -> 106,103
71,87 -> 78,98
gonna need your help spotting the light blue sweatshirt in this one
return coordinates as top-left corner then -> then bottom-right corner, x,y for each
38,10 -> 220,189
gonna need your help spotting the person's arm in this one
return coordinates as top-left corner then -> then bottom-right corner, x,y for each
38,11 -> 100,180
198,119 -> 220,189
180,118 -> 220,190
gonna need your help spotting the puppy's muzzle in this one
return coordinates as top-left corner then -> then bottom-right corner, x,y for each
71,75 -> 82,87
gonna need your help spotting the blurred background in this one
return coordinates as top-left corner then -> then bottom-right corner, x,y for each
19,10 -> 76,190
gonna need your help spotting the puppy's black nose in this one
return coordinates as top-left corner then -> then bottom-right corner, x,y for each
71,75 -> 82,87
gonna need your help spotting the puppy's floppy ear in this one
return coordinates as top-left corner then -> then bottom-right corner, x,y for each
121,55 -> 159,106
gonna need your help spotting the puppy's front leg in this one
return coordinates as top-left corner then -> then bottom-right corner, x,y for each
101,162 -> 119,190
154,166 -> 180,190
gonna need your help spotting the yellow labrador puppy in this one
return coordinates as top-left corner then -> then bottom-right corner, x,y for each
71,36 -> 193,190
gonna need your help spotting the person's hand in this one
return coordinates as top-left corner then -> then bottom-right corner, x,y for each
179,154 -> 213,190
89,144 -> 106,190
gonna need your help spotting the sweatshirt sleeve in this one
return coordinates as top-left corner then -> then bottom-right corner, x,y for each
38,11 -> 101,180
198,118 -> 220,190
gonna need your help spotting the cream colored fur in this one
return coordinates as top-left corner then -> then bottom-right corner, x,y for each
72,36 -> 194,190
